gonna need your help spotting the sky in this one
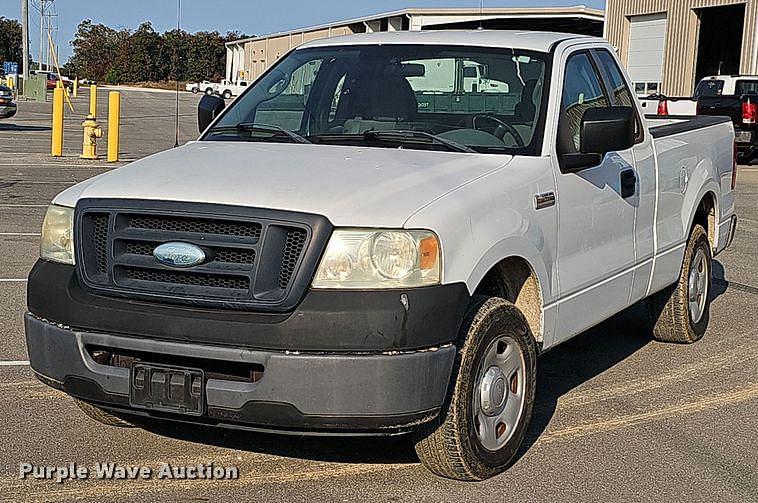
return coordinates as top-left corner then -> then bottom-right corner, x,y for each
4,0 -> 605,64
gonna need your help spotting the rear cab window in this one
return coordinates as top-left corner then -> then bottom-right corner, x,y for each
694,79 -> 724,98
735,80 -> 758,95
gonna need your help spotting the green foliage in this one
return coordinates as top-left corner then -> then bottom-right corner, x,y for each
65,19 -> 249,83
0,16 -> 24,71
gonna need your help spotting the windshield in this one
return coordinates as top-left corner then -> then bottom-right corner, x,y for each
203,44 -> 548,155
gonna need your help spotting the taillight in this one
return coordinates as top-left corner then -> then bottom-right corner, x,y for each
732,142 -> 738,190
657,100 -> 669,116
742,97 -> 757,124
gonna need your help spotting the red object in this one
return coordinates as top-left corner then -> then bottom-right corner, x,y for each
742,97 -> 757,124
657,99 -> 669,116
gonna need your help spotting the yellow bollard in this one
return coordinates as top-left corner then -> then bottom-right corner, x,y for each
89,85 -> 97,117
73,77 -> 78,98
51,87 -> 64,157
107,91 -> 121,163
7,76 -> 13,90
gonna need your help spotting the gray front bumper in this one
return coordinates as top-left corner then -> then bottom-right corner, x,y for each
0,104 -> 17,119
25,314 -> 455,433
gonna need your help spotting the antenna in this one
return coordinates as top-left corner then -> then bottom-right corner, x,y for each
174,0 -> 181,148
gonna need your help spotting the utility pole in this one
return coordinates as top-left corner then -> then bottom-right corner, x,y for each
21,0 -> 30,85
38,0 -> 45,71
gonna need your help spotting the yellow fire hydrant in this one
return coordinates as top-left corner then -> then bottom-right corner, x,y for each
81,114 -> 103,160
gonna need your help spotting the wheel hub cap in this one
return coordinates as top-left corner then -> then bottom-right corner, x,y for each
472,335 -> 526,452
480,366 -> 507,416
688,248 -> 709,324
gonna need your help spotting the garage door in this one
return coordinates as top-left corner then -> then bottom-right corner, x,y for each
627,13 -> 668,96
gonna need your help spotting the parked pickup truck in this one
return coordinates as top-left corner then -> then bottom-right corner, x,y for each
212,79 -> 249,99
639,75 -> 758,117
185,80 -> 213,94
25,31 -> 738,481
697,92 -> 757,162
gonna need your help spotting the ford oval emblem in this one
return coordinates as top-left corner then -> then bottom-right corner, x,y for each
153,242 -> 206,268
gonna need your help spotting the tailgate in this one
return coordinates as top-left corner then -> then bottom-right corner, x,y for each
697,96 -> 743,123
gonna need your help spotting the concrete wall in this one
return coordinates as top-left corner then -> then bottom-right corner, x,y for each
606,0 -> 758,95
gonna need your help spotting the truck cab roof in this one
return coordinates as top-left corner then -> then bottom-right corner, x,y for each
299,30 -> 593,53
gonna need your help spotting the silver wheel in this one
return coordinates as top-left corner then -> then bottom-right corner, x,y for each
688,247 -> 709,324
472,335 -> 526,451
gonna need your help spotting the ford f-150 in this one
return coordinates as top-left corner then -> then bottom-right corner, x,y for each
25,31 -> 738,480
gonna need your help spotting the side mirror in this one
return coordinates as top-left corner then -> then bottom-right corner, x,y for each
562,107 -> 636,172
198,94 -> 226,133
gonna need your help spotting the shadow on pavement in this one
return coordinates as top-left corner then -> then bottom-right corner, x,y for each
520,302 -> 651,454
0,124 -> 52,132
712,260 -> 729,299
138,419 -> 418,465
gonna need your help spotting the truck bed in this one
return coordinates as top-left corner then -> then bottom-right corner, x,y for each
644,114 -> 732,138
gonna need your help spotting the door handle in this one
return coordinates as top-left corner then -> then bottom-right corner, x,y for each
620,169 -> 637,198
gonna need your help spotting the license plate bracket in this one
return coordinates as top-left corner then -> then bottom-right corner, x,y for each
130,363 -> 204,416
735,130 -> 753,143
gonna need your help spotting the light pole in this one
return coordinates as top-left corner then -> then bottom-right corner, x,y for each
174,0 -> 181,148
21,0 -> 30,87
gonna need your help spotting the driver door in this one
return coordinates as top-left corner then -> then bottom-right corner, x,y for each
552,50 -> 637,343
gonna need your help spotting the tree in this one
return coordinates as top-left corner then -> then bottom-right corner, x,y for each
0,17 -> 23,71
67,20 -> 121,81
65,19 -> 251,84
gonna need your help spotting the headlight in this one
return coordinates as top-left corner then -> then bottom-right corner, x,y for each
312,229 -> 440,289
40,204 -> 75,265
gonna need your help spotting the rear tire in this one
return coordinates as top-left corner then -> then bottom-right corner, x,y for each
413,296 -> 537,481
647,224 -> 712,343
75,399 -> 135,427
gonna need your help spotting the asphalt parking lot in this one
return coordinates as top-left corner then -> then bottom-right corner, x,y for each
0,88 -> 756,502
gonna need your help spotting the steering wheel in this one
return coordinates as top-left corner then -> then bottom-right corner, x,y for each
472,114 -> 525,148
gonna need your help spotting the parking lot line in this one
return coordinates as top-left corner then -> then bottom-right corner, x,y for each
0,361 -> 30,366
0,204 -> 48,208
0,233 -> 41,236
0,279 -> 28,282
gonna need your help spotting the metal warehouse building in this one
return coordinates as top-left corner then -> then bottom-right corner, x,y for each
225,6 -> 604,82
605,0 -> 758,96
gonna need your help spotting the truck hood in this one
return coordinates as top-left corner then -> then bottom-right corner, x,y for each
54,141 -> 513,227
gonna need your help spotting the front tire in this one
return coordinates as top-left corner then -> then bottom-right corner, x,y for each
647,224 -> 712,343
413,297 -> 537,481
204,87 -> 214,95
222,90 -> 232,99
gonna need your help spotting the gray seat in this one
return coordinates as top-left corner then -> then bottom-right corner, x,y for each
368,74 -> 418,121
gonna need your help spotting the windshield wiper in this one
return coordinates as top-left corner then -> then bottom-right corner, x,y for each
309,130 -> 475,153
207,122 -> 311,144
362,130 -> 476,153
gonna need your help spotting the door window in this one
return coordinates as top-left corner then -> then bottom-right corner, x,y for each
594,49 -> 642,141
559,52 -> 609,152
595,50 -> 635,108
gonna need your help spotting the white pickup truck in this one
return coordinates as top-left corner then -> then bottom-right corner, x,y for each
212,79 -> 249,99
25,31 -> 738,481
639,74 -> 758,115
